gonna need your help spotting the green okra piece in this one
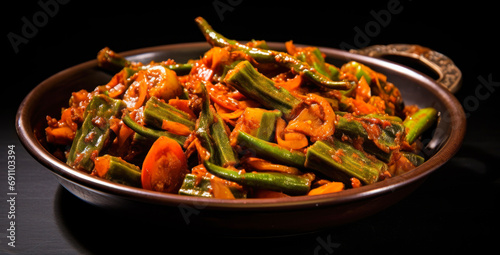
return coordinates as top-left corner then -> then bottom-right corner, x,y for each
401,151 -> 425,167
203,161 -> 312,195
196,82 -> 217,164
351,61 -> 372,84
122,113 -> 187,146
403,107 -> 438,144
97,47 -> 193,75
94,155 -> 142,187
248,39 -> 270,49
326,63 -> 340,81
334,112 -> 405,162
66,94 -> 126,172
242,108 -> 282,142
179,174 -> 213,197
195,82 -> 239,166
305,140 -> 387,185
97,47 -> 132,73
360,113 -> 403,123
178,174 -> 247,198
294,47 -> 356,96
211,111 -> 239,167
335,115 -> 382,156
161,63 -> 194,76
376,78 -> 405,116
195,16 -> 351,90
236,131 -> 306,168
296,47 -> 339,81
223,60 -> 302,119
143,96 -> 196,131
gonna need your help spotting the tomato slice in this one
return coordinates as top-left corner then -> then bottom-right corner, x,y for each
141,136 -> 188,193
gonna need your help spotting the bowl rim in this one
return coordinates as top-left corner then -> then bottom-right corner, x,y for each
15,41 -> 466,211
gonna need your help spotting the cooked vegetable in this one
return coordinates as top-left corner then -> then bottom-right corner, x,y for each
196,17 -> 351,90
66,94 -> 126,172
286,93 -> 336,141
305,140 -> 387,185
123,65 -> 183,110
141,136 -> 188,193
402,152 -> 425,166
236,131 -> 306,168
275,118 -> 309,150
143,96 -> 196,131
211,110 -> 239,167
308,181 -> 345,196
341,61 -> 404,116
93,155 -> 142,187
194,82 -> 217,162
122,113 -> 187,146
224,60 -> 302,119
334,112 -> 406,162
231,107 -> 282,143
286,42 -> 340,81
403,107 -> 438,144
97,47 -> 132,73
191,82 -> 239,166
45,16 -> 439,198
204,161 -> 313,195
97,46 -> 193,75
178,173 -> 213,197
178,173 -> 247,198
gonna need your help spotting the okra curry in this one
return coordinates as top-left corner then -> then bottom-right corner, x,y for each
44,17 -> 438,199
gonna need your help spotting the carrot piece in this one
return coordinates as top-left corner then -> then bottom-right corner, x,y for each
308,181 -> 344,196
161,120 -> 192,136
275,74 -> 303,92
205,82 -> 241,111
45,126 -> 75,145
168,99 -> 197,119
141,136 -> 188,193
93,155 -> 111,178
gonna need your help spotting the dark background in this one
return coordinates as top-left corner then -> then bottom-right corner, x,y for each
2,0 -> 499,254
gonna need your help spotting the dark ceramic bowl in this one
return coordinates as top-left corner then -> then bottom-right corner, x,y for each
16,42 -> 466,236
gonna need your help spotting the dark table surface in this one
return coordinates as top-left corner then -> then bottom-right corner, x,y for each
2,0 -> 499,254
